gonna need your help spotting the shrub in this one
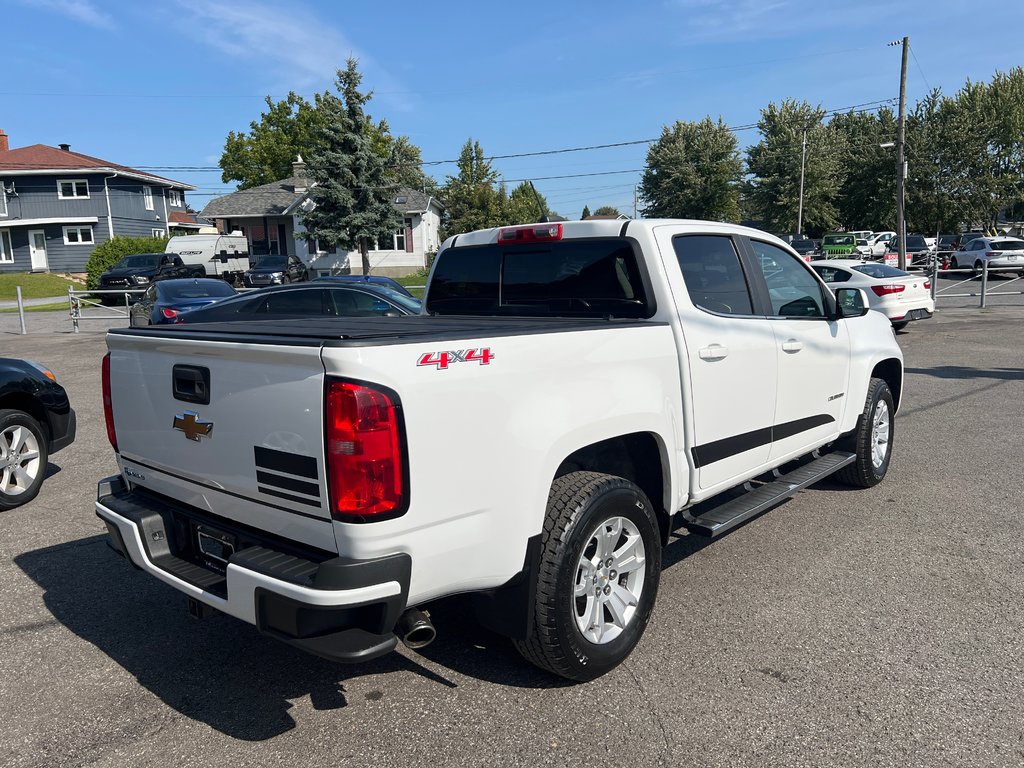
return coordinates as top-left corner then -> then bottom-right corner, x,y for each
85,235 -> 170,289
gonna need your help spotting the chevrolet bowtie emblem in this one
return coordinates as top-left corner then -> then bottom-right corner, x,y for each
173,411 -> 213,441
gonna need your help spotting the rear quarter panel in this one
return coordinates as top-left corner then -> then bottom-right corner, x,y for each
323,323 -> 682,604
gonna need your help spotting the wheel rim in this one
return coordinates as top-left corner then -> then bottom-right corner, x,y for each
0,424 -> 42,497
870,400 -> 890,469
573,515 -> 646,645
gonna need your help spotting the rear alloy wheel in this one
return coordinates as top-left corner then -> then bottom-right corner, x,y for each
514,471 -> 661,681
0,410 -> 49,510
836,377 -> 894,488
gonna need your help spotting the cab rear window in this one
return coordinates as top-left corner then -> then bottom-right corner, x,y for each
426,239 -> 652,318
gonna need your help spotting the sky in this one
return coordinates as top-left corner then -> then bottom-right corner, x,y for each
3,0 -> 1022,220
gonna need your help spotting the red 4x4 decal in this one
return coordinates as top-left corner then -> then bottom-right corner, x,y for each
417,348 -> 494,370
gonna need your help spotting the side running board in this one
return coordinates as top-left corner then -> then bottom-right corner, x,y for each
680,451 -> 856,538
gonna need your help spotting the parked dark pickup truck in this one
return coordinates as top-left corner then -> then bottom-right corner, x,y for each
97,253 -> 205,301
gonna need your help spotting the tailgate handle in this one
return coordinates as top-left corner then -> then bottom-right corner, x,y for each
173,365 -> 210,405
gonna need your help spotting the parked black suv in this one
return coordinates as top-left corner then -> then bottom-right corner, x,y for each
242,255 -> 309,287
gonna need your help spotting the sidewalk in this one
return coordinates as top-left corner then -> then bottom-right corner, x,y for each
0,295 -> 70,309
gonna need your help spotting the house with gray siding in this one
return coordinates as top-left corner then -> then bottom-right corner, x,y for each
200,157 -> 444,277
0,129 -> 194,273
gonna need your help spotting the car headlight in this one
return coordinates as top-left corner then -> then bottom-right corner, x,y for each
133,275 -> 149,284
271,272 -> 284,283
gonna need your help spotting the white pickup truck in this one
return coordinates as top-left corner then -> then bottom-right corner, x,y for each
97,220 -> 903,681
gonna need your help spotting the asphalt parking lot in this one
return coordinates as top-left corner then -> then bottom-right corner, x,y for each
2,307 -> 1023,768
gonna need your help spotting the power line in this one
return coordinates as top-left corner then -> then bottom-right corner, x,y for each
909,44 -> 933,92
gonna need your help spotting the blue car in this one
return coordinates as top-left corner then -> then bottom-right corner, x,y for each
129,278 -> 238,326
314,274 -> 415,297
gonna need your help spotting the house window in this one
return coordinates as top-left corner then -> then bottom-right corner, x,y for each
152,228 -> 165,238
168,189 -> 182,207
63,225 -> 94,245
143,186 -> 154,210
0,230 -> 13,263
0,188 -> 7,217
57,179 -> 89,199
394,228 -> 405,251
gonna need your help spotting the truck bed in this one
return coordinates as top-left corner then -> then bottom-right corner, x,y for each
109,315 -> 659,347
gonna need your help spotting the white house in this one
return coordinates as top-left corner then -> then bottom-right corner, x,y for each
200,158 -> 444,277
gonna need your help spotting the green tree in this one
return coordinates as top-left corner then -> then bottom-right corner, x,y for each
85,235 -> 169,289
746,100 -> 844,236
220,92 -> 328,189
831,107 -> 898,231
580,205 -> 591,219
440,139 -> 506,239
506,182 -> 548,224
639,117 -> 742,221
593,205 -> 623,217
301,59 -> 401,275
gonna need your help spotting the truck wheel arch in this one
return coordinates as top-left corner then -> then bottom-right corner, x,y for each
552,432 -> 672,545
871,358 -> 903,412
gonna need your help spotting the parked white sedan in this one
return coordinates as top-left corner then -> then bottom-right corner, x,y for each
810,259 -> 934,330
949,236 -> 1024,275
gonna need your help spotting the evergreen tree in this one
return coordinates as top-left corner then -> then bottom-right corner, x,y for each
440,139 -> 506,239
581,205 -> 591,219
639,117 -> 742,221
301,59 -> 401,275
593,205 -> 623,217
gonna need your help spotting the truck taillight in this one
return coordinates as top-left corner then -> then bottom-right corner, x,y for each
871,284 -> 906,296
325,379 -> 406,522
101,352 -> 117,451
497,223 -> 563,244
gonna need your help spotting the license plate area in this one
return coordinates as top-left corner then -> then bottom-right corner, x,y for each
195,524 -> 236,572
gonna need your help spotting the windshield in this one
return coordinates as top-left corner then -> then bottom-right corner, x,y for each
854,264 -> 909,279
905,236 -> 927,249
370,285 -> 421,313
114,254 -> 162,269
823,235 -> 853,246
792,240 -> 815,250
253,256 -> 287,269
938,235 -> 956,246
991,240 -> 1024,251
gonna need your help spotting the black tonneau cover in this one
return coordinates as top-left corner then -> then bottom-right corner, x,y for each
109,315 -> 659,347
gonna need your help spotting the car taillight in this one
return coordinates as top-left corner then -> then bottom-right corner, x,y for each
986,251 -> 998,258
871,284 -> 906,296
325,379 -> 406,522
161,308 -> 179,319
923,280 -> 931,289
497,223 -> 563,244
101,352 -> 117,451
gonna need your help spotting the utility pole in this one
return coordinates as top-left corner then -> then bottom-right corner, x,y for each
796,127 -> 807,236
893,36 -> 909,270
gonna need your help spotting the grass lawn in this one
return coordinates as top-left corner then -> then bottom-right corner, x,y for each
0,272 -> 84,300
394,272 -> 428,299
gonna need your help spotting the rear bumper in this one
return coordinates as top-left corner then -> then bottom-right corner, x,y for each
95,475 -> 411,663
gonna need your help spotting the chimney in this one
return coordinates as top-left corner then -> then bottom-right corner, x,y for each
0,130 -> 8,153
58,143 -> 71,152
292,154 -> 307,194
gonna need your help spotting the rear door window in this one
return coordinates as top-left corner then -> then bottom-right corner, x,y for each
671,235 -> 753,315
257,289 -> 326,315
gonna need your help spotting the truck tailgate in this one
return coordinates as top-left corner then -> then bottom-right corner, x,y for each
106,333 -> 336,552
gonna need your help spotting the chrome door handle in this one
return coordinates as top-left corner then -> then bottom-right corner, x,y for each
698,344 -> 729,361
781,339 -> 803,353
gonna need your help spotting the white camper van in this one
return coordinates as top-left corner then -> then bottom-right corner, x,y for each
165,234 -> 250,282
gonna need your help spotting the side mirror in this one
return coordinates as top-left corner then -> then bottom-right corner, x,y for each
834,287 -> 869,318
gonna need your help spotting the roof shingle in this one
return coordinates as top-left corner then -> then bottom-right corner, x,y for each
0,143 -> 191,188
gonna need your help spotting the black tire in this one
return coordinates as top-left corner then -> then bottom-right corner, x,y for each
513,471 -> 662,681
891,321 -> 908,331
973,260 -> 982,276
836,377 -> 894,488
951,257 -> 960,270
0,409 -> 50,510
